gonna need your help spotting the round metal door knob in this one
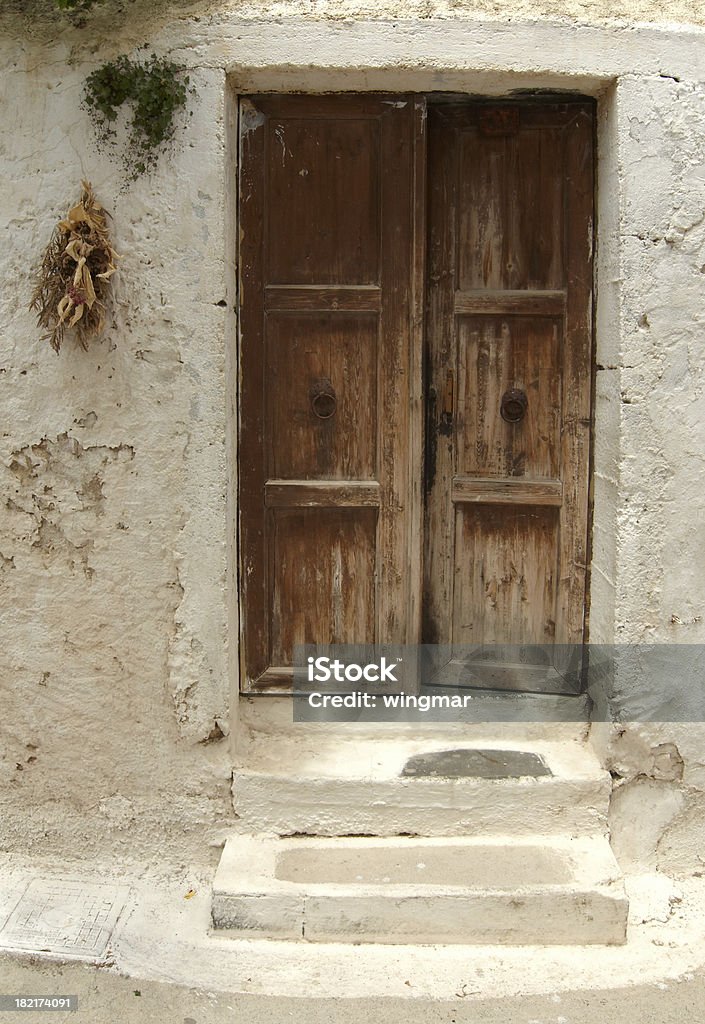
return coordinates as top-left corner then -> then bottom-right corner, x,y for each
310,378 -> 337,419
500,388 -> 528,423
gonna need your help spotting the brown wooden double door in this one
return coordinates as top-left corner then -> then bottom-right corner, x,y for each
238,94 -> 594,691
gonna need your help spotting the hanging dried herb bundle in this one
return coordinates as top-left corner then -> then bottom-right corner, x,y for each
30,181 -> 120,353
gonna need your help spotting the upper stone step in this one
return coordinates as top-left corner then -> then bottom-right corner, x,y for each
232,731 -> 611,838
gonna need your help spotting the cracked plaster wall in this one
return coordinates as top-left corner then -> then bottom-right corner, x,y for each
589,68 -> 705,875
1,21 -> 232,863
2,4 -> 705,866
591,723 -> 705,876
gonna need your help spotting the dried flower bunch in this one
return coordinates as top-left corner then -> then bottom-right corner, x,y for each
30,181 -> 119,353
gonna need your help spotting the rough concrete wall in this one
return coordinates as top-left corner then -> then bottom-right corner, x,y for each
612,74 -> 705,645
2,4 -> 705,868
0,28 -> 233,862
591,723 -> 705,877
590,71 -> 705,875
7,0 -> 705,36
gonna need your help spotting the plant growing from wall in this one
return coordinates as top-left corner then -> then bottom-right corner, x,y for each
30,181 -> 120,353
84,54 -> 192,181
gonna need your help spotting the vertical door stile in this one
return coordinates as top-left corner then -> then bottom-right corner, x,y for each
408,95 -> 428,645
376,98 -> 415,647
239,99 -> 268,685
423,107 -> 459,647
558,105 -> 595,646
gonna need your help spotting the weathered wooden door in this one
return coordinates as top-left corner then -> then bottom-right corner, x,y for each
423,101 -> 594,688
239,94 -> 594,694
238,95 -> 421,689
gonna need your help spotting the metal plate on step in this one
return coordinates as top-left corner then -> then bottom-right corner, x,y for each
400,748 -> 551,779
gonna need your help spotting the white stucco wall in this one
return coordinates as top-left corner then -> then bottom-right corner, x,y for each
2,1 -> 705,869
1,22 -> 234,862
590,65 -> 705,874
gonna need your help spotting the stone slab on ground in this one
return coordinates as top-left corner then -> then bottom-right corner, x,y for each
0,879 -> 131,961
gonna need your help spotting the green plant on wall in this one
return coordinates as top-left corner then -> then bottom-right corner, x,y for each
84,54 -> 192,181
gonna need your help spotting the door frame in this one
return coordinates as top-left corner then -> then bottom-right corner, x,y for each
230,87 -> 599,697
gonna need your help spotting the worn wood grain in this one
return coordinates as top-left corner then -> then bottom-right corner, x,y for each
556,104 -> 595,645
266,285 -> 382,312
408,96 -> 427,646
422,105 -> 457,646
239,95 -> 417,689
240,95 -> 594,693
457,316 -> 562,481
265,480 -> 381,507
452,477 -> 562,506
265,312 -> 378,480
454,290 -> 566,315
423,99 -> 594,668
452,505 -> 560,645
269,509 -> 377,666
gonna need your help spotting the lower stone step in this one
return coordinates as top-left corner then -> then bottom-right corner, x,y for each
211,834 -> 628,945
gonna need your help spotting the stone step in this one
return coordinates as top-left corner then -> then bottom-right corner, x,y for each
232,736 -> 611,837
211,834 -> 628,945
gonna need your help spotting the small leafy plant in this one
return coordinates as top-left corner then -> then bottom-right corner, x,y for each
84,54 -> 192,181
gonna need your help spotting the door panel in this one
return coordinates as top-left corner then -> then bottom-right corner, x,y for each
269,509 -> 378,665
452,504 -> 560,645
423,101 -> 594,682
456,124 -> 565,291
239,95 -> 419,688
266,117 -> 381,285
457,316 -> 562,480
265,313 -> 378,480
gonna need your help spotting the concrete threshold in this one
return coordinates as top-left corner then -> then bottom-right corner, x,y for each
211,834 -> 628,945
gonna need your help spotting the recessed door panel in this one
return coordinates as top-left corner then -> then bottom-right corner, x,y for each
453,504 -> 560,645
270,508 -> 378,665
457,316 -> 562,480
266,117 -> 381,285
266,313 -> 378,480
457,124 -> 565,291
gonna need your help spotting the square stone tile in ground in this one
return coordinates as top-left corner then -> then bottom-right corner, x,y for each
0,878 -> 131,960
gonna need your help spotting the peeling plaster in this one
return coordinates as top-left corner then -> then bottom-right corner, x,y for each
0,40 -> 231,860
2,6 -> 705,865
609,777 -> 686,869
4,433 -> 134,578
592,723 -> 705,874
